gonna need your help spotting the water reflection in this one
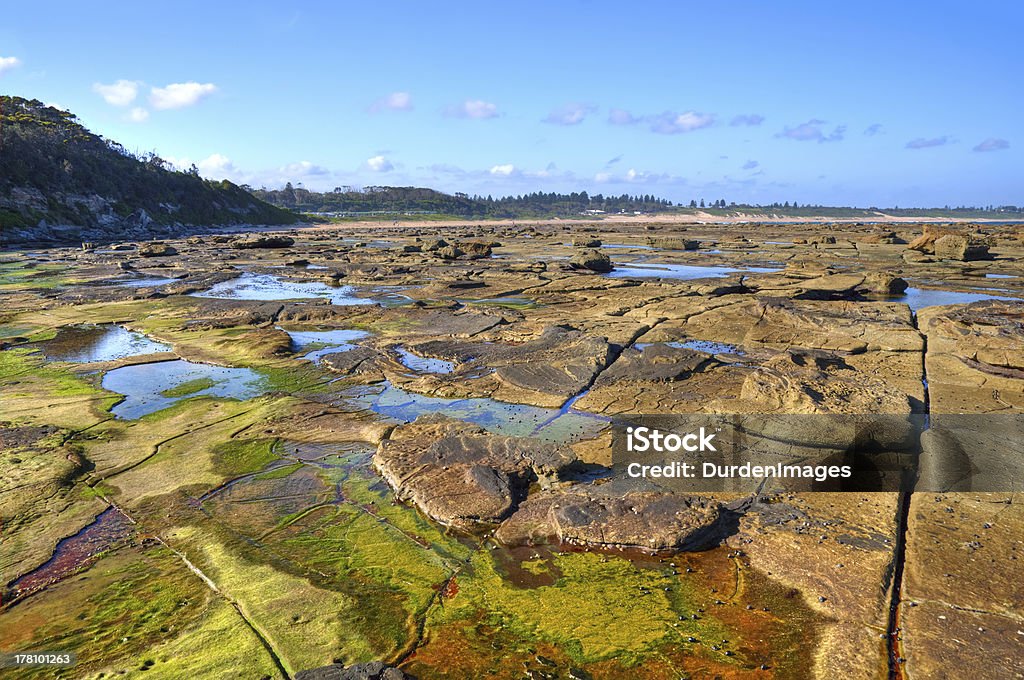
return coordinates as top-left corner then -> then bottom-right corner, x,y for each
191,272 -> 374,306
347,381 -> 607,443
40,325 -> 171,363
102,359 -> 265,419
282,328 -> 370,363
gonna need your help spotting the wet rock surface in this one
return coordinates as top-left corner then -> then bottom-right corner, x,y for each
296,661 -> 413,680
496,480 -> 724,551
1,218 -> 1022,679
373,416 -> 578,527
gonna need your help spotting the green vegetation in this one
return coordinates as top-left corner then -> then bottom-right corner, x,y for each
253,184 -> 674,218
158,377 -> 217,398
253,184 -> 1024,221
0,96 -> 298,243
210,438 -> 280,478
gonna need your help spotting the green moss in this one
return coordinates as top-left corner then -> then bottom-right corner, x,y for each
0,543 -> 278,680
159,377 -> 216,398
255,461 -> 304,480
429,549 -> 733,667
0,347 -> 107,398
210,438 -> 279,478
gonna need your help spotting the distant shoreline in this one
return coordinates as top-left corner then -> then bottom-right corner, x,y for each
301,212 -> 1024,230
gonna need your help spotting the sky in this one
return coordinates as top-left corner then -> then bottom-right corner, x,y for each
1,1 -> 1021,207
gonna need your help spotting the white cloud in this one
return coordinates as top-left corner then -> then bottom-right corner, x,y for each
0,56 -> 21,76
489,164 -> 516,176
544,103 -> 596,125
447,99 -> 499,119
370,91 -> 413,112
366,155 -> 394,172
730,114 -> 765,126
905,136 -> 949,150
650,111 -> 715,134
149,82 -> 218,110
127,107 -> 150,123
778,119 -> 845,143
197,153 -> 236,176
166,153 -> 236,176
608,108 -> 640,125
280,160 -> 330,177
593,168 -> 687,186
93,79 -> 141,107
973,138 -> 1009,153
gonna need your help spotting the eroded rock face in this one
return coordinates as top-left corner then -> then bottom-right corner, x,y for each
569,248 -> 613,273
933,234 -> 990,261
393,326 -> 614,408
730,351 -> 913,416
919,301 -> 1024,413
861,272 -> 908,295
460,241 -> 492,259
684,297 -> 923,353
373,416 -> 577,528
496,480 -> 723,551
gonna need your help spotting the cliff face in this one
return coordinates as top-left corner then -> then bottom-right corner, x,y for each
0,96 -> 298,245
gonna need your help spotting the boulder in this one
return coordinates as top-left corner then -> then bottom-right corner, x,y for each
860,272 -> 908,295
230,235 -> 295,249
373,417 -> 577,528
435,245 -> 463,260
933,234 -> 990,261
137,242 -> 177,257
422,238 -> 448,251
569,248 -> 613,273
460,241 -> 492,259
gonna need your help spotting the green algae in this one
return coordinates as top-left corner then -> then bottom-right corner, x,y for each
157,376 -> 217,397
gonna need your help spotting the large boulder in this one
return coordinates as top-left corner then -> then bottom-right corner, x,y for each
435,245 -> 463,260
460,241 -> 492,259
230,235 -> 295,249
569,248 -> 613,273
373,416 -> 577,528
933,234 -> 990,261
137,242 -> 177,257
860,272 -> 909,295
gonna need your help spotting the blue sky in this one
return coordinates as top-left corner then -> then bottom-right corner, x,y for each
2,1 -> 1021,206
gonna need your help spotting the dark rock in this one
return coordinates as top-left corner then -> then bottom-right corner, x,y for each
460,241 -> 492,259
496,479 -> 723,552
230,235 -> 295,249
435,245 -> 464,260
569,248 -> 613,273
294,661 -> 413,680
137,242 -> 177,257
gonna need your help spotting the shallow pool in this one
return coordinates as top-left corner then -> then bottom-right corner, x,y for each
102,359 -> 265,419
